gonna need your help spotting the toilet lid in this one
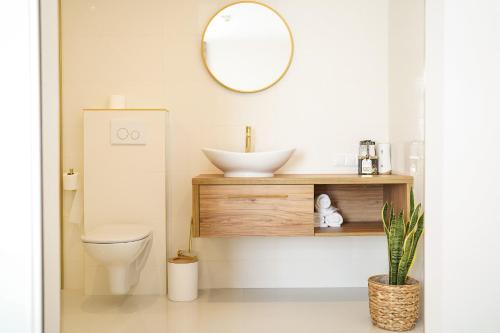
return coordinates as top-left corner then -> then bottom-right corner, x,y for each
81,224 -> 152,244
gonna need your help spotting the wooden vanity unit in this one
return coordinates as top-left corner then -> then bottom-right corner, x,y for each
192,174 -> 413,237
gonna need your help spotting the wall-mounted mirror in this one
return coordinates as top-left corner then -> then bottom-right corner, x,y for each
202,2 -> 294,93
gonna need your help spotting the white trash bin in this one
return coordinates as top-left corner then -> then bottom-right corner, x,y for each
167,255 -> 198,302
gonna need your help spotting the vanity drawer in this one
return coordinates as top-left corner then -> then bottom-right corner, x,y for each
198,185 -> 314,237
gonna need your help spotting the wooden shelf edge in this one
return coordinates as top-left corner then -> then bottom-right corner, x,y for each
193,174 -> 413,185
314,222 -> 385,237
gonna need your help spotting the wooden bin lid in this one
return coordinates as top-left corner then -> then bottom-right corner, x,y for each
168,255 -> 198,264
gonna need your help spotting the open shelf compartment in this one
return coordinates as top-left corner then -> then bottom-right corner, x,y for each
313,182 -> 410,237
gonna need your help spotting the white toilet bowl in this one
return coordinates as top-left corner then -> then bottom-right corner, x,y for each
82,224 -> 153,295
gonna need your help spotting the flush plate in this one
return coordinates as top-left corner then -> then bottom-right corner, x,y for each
110,119 -> 147,145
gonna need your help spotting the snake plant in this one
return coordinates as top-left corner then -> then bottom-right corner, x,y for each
382,189 -> 424,285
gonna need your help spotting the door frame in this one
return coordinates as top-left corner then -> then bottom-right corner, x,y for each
41,0 -> 61,332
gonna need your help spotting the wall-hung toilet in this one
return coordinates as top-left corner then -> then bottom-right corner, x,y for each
82,223 -> 153,295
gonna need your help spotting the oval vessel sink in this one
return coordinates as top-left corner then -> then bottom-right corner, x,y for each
202,148 -> 295,177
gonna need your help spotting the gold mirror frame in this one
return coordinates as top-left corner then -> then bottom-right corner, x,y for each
201,1 -> 294,93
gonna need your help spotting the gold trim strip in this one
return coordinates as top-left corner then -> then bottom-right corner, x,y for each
201,1 -> 294,94
227,194 -> 289,199
58,0 -> 64,290
83,108 -> 169,111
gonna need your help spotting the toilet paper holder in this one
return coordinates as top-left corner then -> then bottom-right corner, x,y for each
63,168 -> 80,191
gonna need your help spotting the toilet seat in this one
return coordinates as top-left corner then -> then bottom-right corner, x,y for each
82,223 -> 152,244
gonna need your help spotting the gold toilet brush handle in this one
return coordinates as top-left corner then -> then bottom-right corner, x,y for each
177,218 -> 195,259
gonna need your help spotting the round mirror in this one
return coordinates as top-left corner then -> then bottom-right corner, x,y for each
202,2 -> 294,93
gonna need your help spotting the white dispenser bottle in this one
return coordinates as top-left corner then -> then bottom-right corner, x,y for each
376,143 -> 392,175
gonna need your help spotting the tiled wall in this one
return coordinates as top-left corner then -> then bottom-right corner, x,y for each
164,0 -> 391,289
62,0 -> 171,289
62,0 -> 422,290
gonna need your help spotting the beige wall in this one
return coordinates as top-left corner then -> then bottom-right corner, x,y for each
61,0 -> 170,289
62,0 -> 422,290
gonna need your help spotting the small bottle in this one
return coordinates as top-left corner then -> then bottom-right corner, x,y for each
377,143 -> 392,174
358,140 -> 370,175
369,141 -> 379,175
358,140 -> 379,175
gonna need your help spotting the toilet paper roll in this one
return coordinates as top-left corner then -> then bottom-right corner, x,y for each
109,94 -> 126,109
63,172 -> 79,191
168,257 -> 198,302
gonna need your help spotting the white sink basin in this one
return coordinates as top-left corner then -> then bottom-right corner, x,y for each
202,148 -> 295,177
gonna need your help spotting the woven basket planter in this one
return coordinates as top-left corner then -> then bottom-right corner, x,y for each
368,275 -> 421,331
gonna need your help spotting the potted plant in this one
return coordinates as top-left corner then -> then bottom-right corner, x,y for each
368,189 -> 424,331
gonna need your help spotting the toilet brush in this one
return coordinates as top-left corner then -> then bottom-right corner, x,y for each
168,219 -> 199,301
176,218 -> 197,260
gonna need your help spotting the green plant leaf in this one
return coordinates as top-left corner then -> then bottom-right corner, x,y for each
390,206 -> 395,228
406,212 -> 425,274
397,228 -> 416,284
381,188 -> 424,285
389,211 -> 405,285
387,210 -> 392,279
387,209 -> 395,280
382,202 -> 392,271
402,208 -> 408,239
410,187 -> 415,218
382,202 -> 390,236
408,203 -> 421,234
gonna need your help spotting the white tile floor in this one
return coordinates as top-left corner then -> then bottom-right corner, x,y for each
62,288 -> 423,333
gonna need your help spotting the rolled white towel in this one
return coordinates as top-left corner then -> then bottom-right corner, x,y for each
317,206 -> 338,216
315,194 -> 332,211
325,212 -> 343,228
314,212 -> 328,228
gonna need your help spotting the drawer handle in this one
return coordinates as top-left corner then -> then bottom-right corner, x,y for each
227,194 -> 289,199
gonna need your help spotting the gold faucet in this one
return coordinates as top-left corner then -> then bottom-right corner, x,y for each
245,126 -> 252,153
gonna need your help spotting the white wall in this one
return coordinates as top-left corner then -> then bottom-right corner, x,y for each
40,0 -> 61,331
388,0 -> 425,176
167,0 -> 389,289
388,0 -> 425,282
424,0 -> 444,331
425,1 -> 500,332
0,0 -> 43,332
62,0 -> 423,289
